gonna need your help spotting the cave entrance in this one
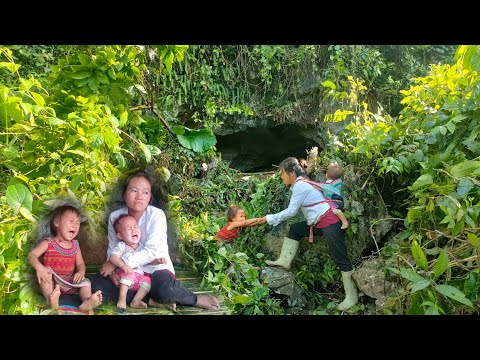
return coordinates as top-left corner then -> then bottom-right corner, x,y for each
215,125 -> 320,173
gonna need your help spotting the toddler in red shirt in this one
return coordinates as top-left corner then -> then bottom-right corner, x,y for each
214,205 -> 261,244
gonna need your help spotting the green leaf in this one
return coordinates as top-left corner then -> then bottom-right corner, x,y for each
89,133 -> 104,148
322,80 -> 336,90
69,175 -> 83,191
0,62 -> 21,73
452,219 -> 464,236
411,174 -> 433,189
134,84 -> 147,94
48,117 -> 65,126
434,284 -> 474,308
63,135 -> 78,151
146,144 -> 161,156
464,273 -> 478,296
449,160 -> 480,178
107,67 -> 116,80
172,125 -> 185,135
6,183 -> 33,214
217,247 -> 227,257
141,143 -> 151,163
19,283 -> 36,302
398,267 -> 425,283
434,251 -> 449,278
467,233 -> 479,247
233,295 -> 251,304
108,115 -> 119,127
412,240 -> 428,270
67,149 -> 90,158
69,71 -> 92,80
410,279 -> 431,293
177,128 -> 216,153
114,152 -> 126,168
120,111 -> 128,127
457,178 -> 474,197
19,206 -> 36,222
423,306 -> 440,315
6,102 -> 24,122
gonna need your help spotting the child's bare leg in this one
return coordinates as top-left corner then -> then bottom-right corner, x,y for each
334,209 -> 349,229
79,287 -> 103,312
130,282 -> 150,309
148,298 -> 177,312
130,285 -> 148,309
49,285 -> 61,309
39,277 -> 56,307
117,284 -> 129,309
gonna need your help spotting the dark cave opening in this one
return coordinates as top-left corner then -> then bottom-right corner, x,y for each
215,125 -> 320,173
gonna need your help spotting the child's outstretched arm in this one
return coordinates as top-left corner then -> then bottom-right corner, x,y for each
227,218 -> 262,230
27,240 -> 52,285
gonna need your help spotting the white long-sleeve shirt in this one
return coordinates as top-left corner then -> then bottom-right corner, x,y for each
266,176 -> 330,227
106,205 -> 175,275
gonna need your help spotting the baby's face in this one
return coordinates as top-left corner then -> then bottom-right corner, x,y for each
116,216 -> 142,246
232,209 -> 246,222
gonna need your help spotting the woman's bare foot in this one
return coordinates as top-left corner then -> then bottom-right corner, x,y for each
148,298 -> 177,311
195,294 -> 220,310
79,290 -> 102,312
49,285 -> 61,309
117,299 -> 127,310
341,221 -> 349,230
130,300 -> 148,309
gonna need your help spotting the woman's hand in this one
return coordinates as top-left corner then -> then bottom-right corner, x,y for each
109,272 -> 120,287
257,216 -> 267,224
100,261 -> 116,277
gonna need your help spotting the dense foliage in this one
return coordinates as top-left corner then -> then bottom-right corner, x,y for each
1,44 -> 477,315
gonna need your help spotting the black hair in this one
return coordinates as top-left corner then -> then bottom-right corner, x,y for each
113,213 -> 134,232
279,157 -> 307,177
50,205 -> 81,236
226,205 -> 243,222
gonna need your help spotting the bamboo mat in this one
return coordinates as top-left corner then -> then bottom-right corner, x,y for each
42,264 -> 229,315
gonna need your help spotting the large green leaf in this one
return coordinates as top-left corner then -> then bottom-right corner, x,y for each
412,240 -> 428,270
6,183 -> 32,214
455,45 -> 480,71
434,251 -> 449,278
411,174 -> 433,189
449,160 -> 480,178
177,127 -> 216,153
434,284 -> 474,308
